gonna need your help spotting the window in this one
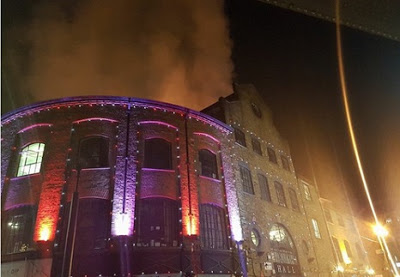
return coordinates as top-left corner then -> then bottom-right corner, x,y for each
144,138 -> 172,169
79,137 -> 109,169
332,237 -> 344,263
234,128 -> 246,147
274,181 -> 287,207
251,229 -> 261,247
302,240 -> 309,255
269,224 -> 299,265
267,147 -> 277,164
251,103 -> 262,118
240,165 -> 254,194
281,155 -> 290,171
324,209 -> 333,223
303,183 -> 312,201
137,198 -> 179,247
251,137 -> 262,155
289,188 -> 300,211
200,204 -> 228,249
17,143 -> 45,176
2,206 -> 36,254
74,199 -> 110,252
344,240 -> 353,258
258,174 -> 271,201
199,149 -> 218,179
311,219 -> 321,238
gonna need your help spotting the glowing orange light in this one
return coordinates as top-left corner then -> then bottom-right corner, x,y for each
39,224 -> 51,241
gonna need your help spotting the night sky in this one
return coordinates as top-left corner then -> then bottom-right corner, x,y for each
2,0 -> 400,219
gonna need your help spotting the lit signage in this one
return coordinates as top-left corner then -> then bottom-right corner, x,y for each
274,263 -> 301,275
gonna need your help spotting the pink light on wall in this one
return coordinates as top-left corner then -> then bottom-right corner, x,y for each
138,121 -> 178,130
17,124 -> 53,134
193,132 -> 220,144
114,213 -> 132,236
73,117 -> 118,124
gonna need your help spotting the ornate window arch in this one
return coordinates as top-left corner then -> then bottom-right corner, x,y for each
269,224 -> 299,266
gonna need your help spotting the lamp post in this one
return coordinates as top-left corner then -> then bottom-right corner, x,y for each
373,223 -> 399,277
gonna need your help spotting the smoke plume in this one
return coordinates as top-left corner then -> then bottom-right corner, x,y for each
19,0 -> 233,110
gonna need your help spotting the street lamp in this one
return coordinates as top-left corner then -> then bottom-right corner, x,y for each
373,224 -> 389,238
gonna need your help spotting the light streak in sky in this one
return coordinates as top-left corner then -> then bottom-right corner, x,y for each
335,0 -> 399,275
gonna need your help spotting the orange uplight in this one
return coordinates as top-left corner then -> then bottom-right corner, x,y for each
38,224 -> 51,241
184,214 -> 199,236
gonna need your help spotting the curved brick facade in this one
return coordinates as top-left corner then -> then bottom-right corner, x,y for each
1,97 -> 242,277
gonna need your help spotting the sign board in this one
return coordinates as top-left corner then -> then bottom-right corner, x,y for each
273,263 -> 301,275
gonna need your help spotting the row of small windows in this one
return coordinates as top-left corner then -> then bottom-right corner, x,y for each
234,128 -> 291,171
15,137 -> 219,180
239,165 -> 300,211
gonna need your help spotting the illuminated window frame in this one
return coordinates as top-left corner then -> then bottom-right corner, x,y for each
311,218 -> 321,239
17,143 -> 45,177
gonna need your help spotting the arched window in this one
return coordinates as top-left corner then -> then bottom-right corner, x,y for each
199,149 -> 218,179
269,224 -> 299,266
144,138 -> 172,169
79,137 -> 109,169
289,188 -> 300,211
200,204 -> 228,250
344,240 -> 353,258
2,206 -> 36,254
17,143 -> 45,176
137,198 -> 179,247
274,181 -> 287,207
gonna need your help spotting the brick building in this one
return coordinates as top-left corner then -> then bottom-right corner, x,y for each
1,86 -> 384,277
1,97 -> 242,276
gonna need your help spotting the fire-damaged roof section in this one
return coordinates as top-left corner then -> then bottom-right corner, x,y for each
258,0 -> 400,41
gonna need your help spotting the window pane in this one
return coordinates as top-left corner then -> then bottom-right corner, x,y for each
79,137 -> 109,169
2,206 -> 36,254
312,219 -> 321,238
344,240 -> 353,258
144,138 -> 172,169
332,237 -> 344,263
200,204 -> 228,249
240,165 -> 254,194
137,198 -> 179,247
274,182 -> 287,207
303,183 -> 312,200
251,138 -> 262,155
199,149 -> 218,179
289,188 -> 299,211
17,143 -> 45,177
258,174 -> 271,201
281,155 -> 290,171
234,128 -> 246,147
267,147 -> 277,163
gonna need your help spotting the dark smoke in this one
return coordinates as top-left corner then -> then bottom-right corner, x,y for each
9,0 -> 233,111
